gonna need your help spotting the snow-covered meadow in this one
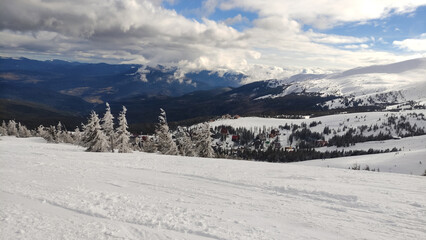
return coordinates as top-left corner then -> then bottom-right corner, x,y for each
211,109 -> 426,153
1,136 -> 425,239
294,135 -> 426,175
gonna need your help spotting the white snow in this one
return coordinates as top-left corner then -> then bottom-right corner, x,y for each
211,109 -> 426,149
1,136 -> 426,239
212,110 -> 426,130
296,135 -> 426,175
255,58 -> 426,108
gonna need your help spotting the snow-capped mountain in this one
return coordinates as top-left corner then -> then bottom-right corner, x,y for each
256,58 -> 426,109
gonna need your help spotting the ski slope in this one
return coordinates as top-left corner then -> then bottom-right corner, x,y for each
1,136 -> 425,239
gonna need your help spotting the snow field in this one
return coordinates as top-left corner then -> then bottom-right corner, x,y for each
211,110 -> 426,133
1,136 -> 426,239
211,110 -> 426,147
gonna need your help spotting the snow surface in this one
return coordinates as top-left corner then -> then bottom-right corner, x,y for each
211,110 -> 426,154
211,110 -> 426,131
1,136 -> 426,239
295,135 -> 426,175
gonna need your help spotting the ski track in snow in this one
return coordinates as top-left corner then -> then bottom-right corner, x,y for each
1,136 -> 426,239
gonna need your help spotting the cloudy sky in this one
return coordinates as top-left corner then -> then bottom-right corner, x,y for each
1,0 -> 425,81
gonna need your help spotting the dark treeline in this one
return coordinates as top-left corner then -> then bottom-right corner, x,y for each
216,147 -> 399,163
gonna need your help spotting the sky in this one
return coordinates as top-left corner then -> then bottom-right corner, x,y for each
1,0 -> 425,82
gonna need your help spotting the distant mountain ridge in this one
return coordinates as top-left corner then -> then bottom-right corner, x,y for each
0,57 -> 244,103
2,57 -> 425,131
255,58 -> 426,109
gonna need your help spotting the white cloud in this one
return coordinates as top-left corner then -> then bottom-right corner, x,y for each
393,33 -> 426,52
342,44 -> 369,49
0,0 -> 424,83
202,0 -> 220,17
219,0 -> 426,29
223,14 -> 249,25
137,66 -> 151,82
307,30 -> 369,44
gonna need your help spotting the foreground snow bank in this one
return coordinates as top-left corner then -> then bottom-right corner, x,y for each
1,137 -> 425,239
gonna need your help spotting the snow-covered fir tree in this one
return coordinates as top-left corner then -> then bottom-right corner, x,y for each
85,111 -> 109,152
155,108 -> 178,155
0,121 -> 8,136
81,116 -> 95,147
192,123 -> 215,158
54,122 -> 63,143
60,130 -> 74,144
73,126 -> 82,145
133,136 -> 142,151
57,122 -> 63,134
17,122 -> 31,138
142,136 -> 157,153
45,125 -> 59,143
36,125 -> 46,138
101,102 -> 115,152
7,120 -> 18,136
115,106 -> 132,153
56,122 -> 72,143
175,126 -> 195,156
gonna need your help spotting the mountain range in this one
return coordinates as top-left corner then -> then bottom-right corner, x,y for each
1,57 -> 425,131
256,58 -> 426,109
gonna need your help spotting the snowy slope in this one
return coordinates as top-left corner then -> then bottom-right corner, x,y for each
256,58 -> 426,108
294,134 -> 426,175
211,110 -> 426,131
292,145 -> 426,175
1,136 -> 426,240
211,109 -> 426,153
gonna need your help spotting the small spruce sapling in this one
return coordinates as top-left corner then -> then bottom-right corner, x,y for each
7,120 -> 18,136
155,108 -> 178,155
175,126 -> 195,156
0,120 -> 8,136
116,106 -> 132,153
192,123 -> 215,158
85,111 -> 109,152
101,102 -> 115,152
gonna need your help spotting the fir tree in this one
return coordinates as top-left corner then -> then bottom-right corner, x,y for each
175,126 -> 195,156
142,136 -> 157,153
7,120 -> 18,136
57,122 -> 63,133
155,108 -> 178,155
36,125 -> 46,138
192,123 -> 215,158
56,122 -> 64,142
133,136 -> 142,151
55,121 -> 73,143
85,111 -> 109,152
81,117 -> 95,148
45,125 -> 59,143
17,122 -> 31,138
73,126 -> 82,145
101,102 -> 115,152
115,106 -> 132,153
0,120 -> 8,136
60,130 -> 74,144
